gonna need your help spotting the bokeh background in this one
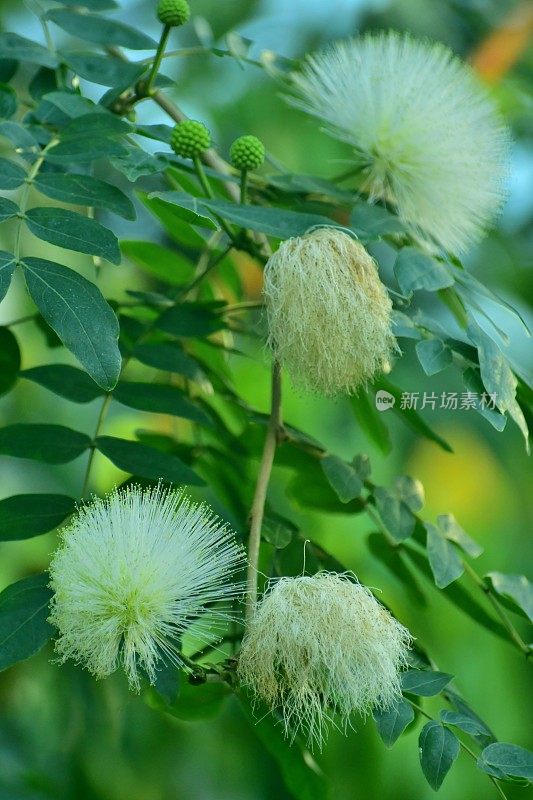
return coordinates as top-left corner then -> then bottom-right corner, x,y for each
0,0 -> 532,798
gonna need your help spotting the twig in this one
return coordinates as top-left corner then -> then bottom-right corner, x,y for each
245,360 -> 282,623
145,24 -> 170,96
462,561 -> 531,658
81,393 -> 112,498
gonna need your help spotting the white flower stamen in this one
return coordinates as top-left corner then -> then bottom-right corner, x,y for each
289,31 -> 510,253
49,485 -> 244,691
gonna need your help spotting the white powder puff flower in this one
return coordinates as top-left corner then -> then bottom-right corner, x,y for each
49,485 -> 244,691
238,572 -> 412,750
263,227 -> 396,396
289,31 -> 510,254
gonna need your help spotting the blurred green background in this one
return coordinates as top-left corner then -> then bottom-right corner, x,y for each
0,0 -> 532,798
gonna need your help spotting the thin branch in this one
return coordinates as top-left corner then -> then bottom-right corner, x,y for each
245,360 -> 282,623
81,393 -> 112,498
145,24 -> 170,96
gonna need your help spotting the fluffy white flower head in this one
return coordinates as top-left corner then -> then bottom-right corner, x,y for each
263,227 -> 396,396
289,31 -> 510,253
49,485 -> 244,691
238,572 -> 412,750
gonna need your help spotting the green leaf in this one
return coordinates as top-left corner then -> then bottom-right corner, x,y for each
0,327 -> 20,397
262,513 -> 296,549
111,147 -> 167,181
437,514 -> 482,558
477,743 -> 533,782
373,697 -> 415,747
0,196 -> 19,222
401,669 -> 453,696
350,202 -> 406,237
62,53 -> 145,87
402,546 -> 509,643
463,368 -> 507,432
440,710 -> 489,738
21,364 -> 104,403
454,267 -> 530,336
0,423 -> 91,463
0,121 -> 38,157
133,342 -> 208,384
321,454 -> 362,503
485,572 -> 533,623
153,680 -> 230,720
392,477 -> 423,514
367,533 -> 427,607
35,173 -> 135,219
59,0 -> 118,9
239,697 -> 327,800
149,191 -> 219,229
150,660 -> 181,706
0,573 -> 53,672
113,382 -> 212,427
47,9 -> 156,49
45,133 -> 127,163
0,60 -> 17,84
394,248 -> 454,295
0,84 -> 17,118
443,691 -> 496,748
42,90 -> 100,118
62,111 -> 131,138
200,198 -> 337,239
0,494 -> 75,541
0,33 -> 57,69
0,157 -> 26,189
416,339 -> 452,376
95,435 -> 205,485
350,391 -> 392,454
426,522 -> 464,589
140,195 -> 207,248
22,258 -> 121,390
0,251 -> 16,303
157,303 -> 225,338
374,486 -> 415,542
468,321 -> 529,448
25,208 -> 121,264
121,240 -> 194,284
419,721 -> 460,790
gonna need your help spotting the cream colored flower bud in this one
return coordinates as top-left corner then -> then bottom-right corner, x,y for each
263,227 -> 396,396
238,573 -> 412,750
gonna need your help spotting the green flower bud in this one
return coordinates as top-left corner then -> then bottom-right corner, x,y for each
171,120 -> 211,158
230,135 -> 266,170
157,0 -> 190,27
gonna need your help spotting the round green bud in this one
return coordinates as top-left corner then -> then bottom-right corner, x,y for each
171,120 -> 211,158
157,0 -> 190,27
230,135 -> 266,170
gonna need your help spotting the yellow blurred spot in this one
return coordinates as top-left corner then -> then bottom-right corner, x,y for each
407,426 -> 513,534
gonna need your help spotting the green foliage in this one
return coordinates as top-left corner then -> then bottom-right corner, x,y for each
419,721 -> 460,791
0,3 -> 531,798
373,698 -> 415,747
0,495 -> 75,541
0,574 -> 53,671
22,258 -> 121,389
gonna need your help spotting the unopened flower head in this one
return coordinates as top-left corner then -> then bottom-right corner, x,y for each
49,485 -> 244,691
263,227 -> 396,396
289,32 -> 510,254
238,572 -> 412,750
